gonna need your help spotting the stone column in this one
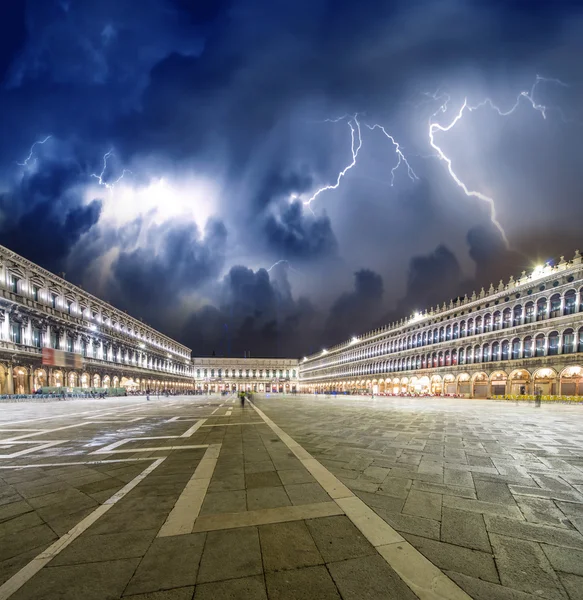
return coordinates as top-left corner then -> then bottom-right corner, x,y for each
6,366 -> 14,395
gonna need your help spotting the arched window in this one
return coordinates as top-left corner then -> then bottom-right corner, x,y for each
474,346 -> 481,363
502,308 -> 511,328
536,298 -> 547,321
446,325 -> 452,341
491,342 -> 500,361
501,340 -> 509,360
451,349 -> 457,365
535,334 -> 546,357
458,348 -> 465,365
525,302 -> 535,324
550,294 -> 561,319
438,351 -> 444,367
466,346 -> 472,364
484,314 -> 492,333
579,328 -> 583,353
548,331 -> 559,356
460,320 -> 466,338
444,351 -> 451,366
511,338 -> 521,359
482,343 -> 490,362
432,353 -> 438,368
422,331 -> 427,346
563,329 -> 575,354
433,329 -> 439,344
439,327 -> 445,343
493,311 -> 501,331
452,323 -> 458,340
467,318 -> 474,336
513,305 -> 523,327
564,290 -> 576,315
475,316 -> 483,335
523,336 -> 533,358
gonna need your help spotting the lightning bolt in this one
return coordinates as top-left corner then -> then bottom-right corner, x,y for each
365,124 -> 418,186
427,76 -> 568,248
91,150 -> 131,189
267,259 -> 301,275
17,136 -> 52,167
303,115 -> 363,208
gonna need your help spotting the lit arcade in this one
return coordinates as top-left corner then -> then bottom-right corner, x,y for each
299,251 -> 583,399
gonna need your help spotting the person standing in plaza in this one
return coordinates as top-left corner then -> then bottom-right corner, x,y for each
146,387 -> 150,401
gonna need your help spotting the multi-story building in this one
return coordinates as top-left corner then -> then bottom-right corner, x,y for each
0,245 -> 193,394
300,251 -> 583,398
192,357 -> 299,393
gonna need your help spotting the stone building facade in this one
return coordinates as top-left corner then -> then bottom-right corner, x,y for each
0,245 -> 193,394
299,251 -> 583,398
192,357 -> 299,393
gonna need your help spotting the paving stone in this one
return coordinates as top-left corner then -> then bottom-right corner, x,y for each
403,533 -> 499,583
327,554 -> 418,600
517,496 -> 573,528
200,490 -> 247,515
193,575 -> 267,599
259,520 -> 323,571
305,515 -> 376,562
10,558 -> 140,600
447,570 -> 542,599
376,476 -> 412,499
485,515 -> 583,549
125,533 -> 206,595
474,480 -> 516,504
284,482 -> 330,505
558,572 -> 583,600
246,486 -> 291,510
353,489 -> 405,513
0,511 -> 43,538
0,500 -> 32,523
124,587 -> 195,599
52,529 -> 156,566
244,460 -> 276,474
245,471 -> 282,489
362,466 -> 390,482
197,527 -> 262,583
541,545 -> 583,576
443,495 -> 524,518
402,489 -> 442,521
490,533 -> 567,600
372,506 -> 440,539
207,473 -> 245,492
266,565 -> 340,600
411,480 -> 477,499
0,524 -> 57,562
441,506 -> 491,552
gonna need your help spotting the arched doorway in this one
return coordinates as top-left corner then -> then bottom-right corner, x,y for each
430,375 -> 442,396
68,371 -> 79,388
509,369 -> 531,395
443,374 -> 455,395
490,371 -> 508,396
456,373 -> 471,397
92,373 -> 101,388
13,367 -> 29,394
81,373 -> 90,388
472,372 -> 488,398
533,368 -> 557,395
52,370 -> 64,388
560,366 -> 583,396
33,368 -> 47,391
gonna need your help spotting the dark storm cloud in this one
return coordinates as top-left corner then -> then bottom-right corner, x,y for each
184,265 -> 318,357
0,161 -> 101,269
0,0 -> 582,356
107,218 -> 227,323
263,201 -> 337,261
323,269 -> 384,345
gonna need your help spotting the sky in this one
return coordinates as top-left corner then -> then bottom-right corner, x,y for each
0,0 -> 582,358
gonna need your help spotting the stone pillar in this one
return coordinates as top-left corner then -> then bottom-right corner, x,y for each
6,366 -> 14,395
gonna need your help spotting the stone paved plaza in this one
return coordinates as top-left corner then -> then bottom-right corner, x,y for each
0,395 -> 583,599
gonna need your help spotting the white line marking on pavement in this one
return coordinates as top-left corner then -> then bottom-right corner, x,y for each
0,457 -> 165,600
249,401 -> 471,600
92,444 -> 208,455
157,443 -> 221,537
0,440 -> 67,459
91,419 -> 207,454
0,403 -> 150,427
180,420 -> 207,438
0,457 -> 156,469
200,422 -> 263,427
